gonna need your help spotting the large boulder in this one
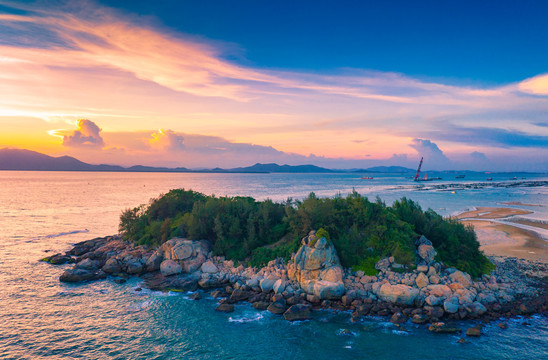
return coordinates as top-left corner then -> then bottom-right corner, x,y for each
288,231 -> 345,296
267,300 -> 287,314
449,270 -> 472,287
319,266 -> 343,283
376,283 -> 419,305
125,257 -> 144,274
102,258 -> 122,274
145,253 -> 163,272
417,244 -> 437,264
160,260 -> 183,276
200,261 -> 219,274
443,297 -> 460,314
273,279 -> 286,294
150,238 -> 210,275
312,280 -> 346,300
260,276 -> 278,292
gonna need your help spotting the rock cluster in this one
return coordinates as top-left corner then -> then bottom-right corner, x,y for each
43,231 -> 547,328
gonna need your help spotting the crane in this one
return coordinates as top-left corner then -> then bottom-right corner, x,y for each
414,157 -> 423,181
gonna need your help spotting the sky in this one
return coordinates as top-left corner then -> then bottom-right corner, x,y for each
0,0 -> 547,171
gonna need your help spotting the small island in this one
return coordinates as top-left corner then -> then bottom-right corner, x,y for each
43,189 -> 547,336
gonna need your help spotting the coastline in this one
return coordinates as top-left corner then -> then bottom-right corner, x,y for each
457,206 -> 548,263
41,233 -> 548,336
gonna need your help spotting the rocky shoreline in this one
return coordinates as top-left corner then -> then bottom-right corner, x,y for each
42,231 -> 547,337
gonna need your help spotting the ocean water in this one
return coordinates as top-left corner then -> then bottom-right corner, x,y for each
0,171 -> 547,360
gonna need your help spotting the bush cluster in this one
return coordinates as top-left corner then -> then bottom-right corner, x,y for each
119,189 -> 492,277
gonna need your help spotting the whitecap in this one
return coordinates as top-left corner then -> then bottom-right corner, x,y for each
228,313 -> 264,323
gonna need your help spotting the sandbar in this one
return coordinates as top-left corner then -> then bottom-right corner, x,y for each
457,207 -> 533,220
462,220 -> 547,262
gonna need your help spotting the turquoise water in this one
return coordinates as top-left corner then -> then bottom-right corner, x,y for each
0,171 -> 547,359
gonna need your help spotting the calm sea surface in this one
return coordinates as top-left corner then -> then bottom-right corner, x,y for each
0,171 -> 547,359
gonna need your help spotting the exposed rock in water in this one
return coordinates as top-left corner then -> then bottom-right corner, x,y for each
252,301 -> 270,310
466,326 -> 482,337
283,304 -> 312,321
229,289 -> 250,302
215,303 -> 234,313
41,253 -> 75,265
267,299 -> 287,314
428,322 -> 461,334
60,268 -> 107,283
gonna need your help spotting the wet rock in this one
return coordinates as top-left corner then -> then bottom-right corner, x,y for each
390,312 -> 408,324
466,326 -> 482,337
41,253 -> 74,265
283,304 -> 312,321
267,300 -> 287,314
252,301 -> 270,310
211,290 -> 226,298
59,268 -> 107,283
215,303 -> 234,313
189,292 -> 202,300
428,322 -> 461,334
411,314 -> 428,324
498,323 -> 508,329
424,306 -> 445,319
229,289 -> 249,302
113,278 -> 126,284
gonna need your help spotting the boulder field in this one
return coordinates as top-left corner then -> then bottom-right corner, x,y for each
43,231 -> 547,329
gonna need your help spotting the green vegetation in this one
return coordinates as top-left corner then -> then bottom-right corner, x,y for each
119,189 -> 492,277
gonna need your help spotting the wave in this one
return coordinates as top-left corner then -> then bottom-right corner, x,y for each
228,313 -> 264,323
30,229 -> 89,241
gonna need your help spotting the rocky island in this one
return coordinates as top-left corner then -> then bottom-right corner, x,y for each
42,189 -> 547,337
44,233 -> 547,335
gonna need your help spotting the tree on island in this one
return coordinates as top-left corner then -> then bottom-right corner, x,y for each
119,189 -> 493,277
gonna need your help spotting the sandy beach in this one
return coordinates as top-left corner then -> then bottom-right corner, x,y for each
458,207 -> 547,262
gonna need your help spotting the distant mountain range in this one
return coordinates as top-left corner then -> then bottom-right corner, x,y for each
0,148 -> 354,173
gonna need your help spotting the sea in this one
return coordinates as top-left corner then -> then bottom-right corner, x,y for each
0,171 -> 547,360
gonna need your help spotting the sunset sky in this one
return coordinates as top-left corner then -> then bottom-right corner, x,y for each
1,0 -> 547,170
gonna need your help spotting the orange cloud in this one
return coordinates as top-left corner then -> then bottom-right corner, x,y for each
50,119 -> 104,148
519,73 -> 548,95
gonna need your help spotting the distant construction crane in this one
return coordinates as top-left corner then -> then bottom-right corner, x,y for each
414,157 -> 423,181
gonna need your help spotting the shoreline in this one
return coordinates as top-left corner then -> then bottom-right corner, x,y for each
457,206 -> 547,263
41,234 -> 548,336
